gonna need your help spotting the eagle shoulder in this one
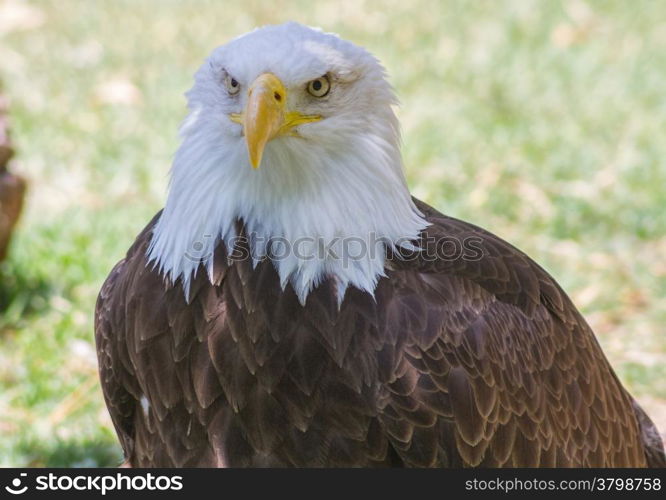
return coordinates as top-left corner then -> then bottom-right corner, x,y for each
376,198 -> 660,466
95,211 -> 167,463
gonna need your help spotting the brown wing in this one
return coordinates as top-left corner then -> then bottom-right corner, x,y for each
376,198 -> 664,467
95,258 -> 136,460
95,215 -> 159,464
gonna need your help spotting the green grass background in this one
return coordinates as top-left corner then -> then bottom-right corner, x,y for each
0,0 -> 664,466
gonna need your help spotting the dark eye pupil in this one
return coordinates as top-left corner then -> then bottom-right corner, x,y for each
312,80 -> 322,91
230,78 -> 238,87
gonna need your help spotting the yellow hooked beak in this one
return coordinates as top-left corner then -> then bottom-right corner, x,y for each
230,73 -> 321,168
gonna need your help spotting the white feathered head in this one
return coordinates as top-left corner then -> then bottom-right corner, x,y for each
150,22 -> 426,303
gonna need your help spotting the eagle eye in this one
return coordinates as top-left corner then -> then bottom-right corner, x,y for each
306,75 -> 330,97
224,74 -> 241,95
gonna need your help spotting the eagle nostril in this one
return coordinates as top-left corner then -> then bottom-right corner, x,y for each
274,92 -> 282,102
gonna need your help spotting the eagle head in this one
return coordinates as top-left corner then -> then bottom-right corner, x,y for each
149,22 -> 427,303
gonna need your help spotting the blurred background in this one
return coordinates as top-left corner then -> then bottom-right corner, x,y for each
0,0 -> 664,466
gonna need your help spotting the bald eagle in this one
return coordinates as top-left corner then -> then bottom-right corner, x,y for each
95,23 -> 665,467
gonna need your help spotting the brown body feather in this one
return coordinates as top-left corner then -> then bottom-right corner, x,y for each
95,199 -> 665,467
